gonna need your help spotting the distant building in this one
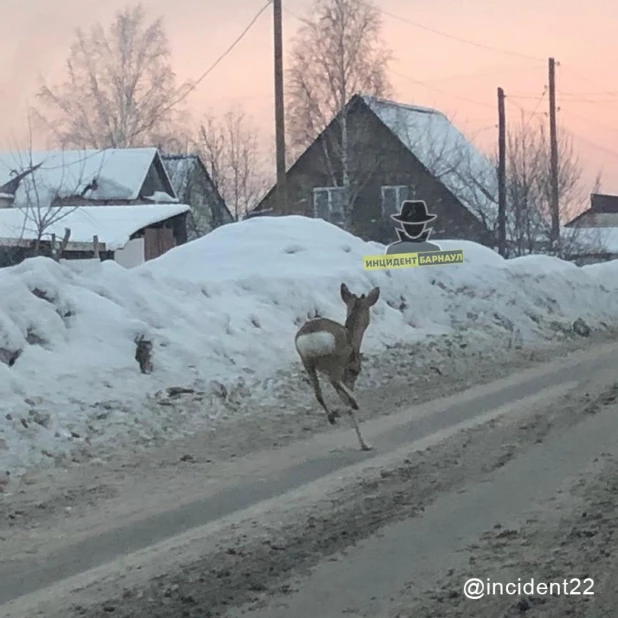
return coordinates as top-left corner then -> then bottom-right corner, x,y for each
0,204 -> 189,268
563,193 -> 618,264
249,94 -> 498,247
0,147 -> 189,267
161,153 -> 233,240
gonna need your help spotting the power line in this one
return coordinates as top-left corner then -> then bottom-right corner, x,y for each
127,0 -> 273,142
530,88 -> 548,114
390,69 -> 495,109
559,65 -> 618,99
5,0 -> 274,169
521,88 -> 548,132
559,107 -> 618,134
286,3 -> 545,64
507,94 -> 548,100
556,94 -> 618,105
283,3 -> 537,112
173,1 -> 272,104
511,90 -> 618,99
417,64 -> 544,85
282,6 -> 302,20
505,96 -> 545,119
564,127 -> 618,160
381,9 -> 545,62
506,95 -> 618,160
559,91 -> 618,97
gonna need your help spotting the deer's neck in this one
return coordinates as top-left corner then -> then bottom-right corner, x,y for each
344,314 -> 366,353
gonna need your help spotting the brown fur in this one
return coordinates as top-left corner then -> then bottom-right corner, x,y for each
294,282 -> 380,451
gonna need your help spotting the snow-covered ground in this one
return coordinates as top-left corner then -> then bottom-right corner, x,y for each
2,215 -> 618,476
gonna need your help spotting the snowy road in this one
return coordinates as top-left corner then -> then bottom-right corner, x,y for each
2,338 -> 618,618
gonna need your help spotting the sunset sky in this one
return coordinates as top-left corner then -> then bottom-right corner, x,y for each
2,0 -> 618,199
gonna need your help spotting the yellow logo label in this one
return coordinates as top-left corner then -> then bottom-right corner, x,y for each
363,250 -> 464,270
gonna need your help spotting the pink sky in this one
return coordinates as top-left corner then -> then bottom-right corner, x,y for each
2,0 -> 618,200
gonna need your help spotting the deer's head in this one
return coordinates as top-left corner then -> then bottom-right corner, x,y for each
340,282 -> 380,350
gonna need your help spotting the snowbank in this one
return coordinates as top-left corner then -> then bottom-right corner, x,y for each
2,215 -> 618,475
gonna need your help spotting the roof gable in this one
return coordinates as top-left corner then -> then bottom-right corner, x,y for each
161,154 -> 210,196
161,153 -> 233,222
0,147 -> 177,204
565,193 -> 618,228
251,95 -> 498,226
590,193 -> 618,213
360,95 -> 498,225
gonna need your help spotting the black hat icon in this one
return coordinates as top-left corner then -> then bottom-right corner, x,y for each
391,200 -> 437,225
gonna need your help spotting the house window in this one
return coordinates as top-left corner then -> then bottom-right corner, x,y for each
381,185 -> 413,216
313,187 -> 345,223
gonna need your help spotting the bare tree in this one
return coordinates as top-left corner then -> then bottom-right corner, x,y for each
197,108 -> 270,220
286,0 -> 392,225
0,158 -> 88,265
33,3 -> 192,150
18,175 -> 73,258
0,122 -> 102,266
495,114 -> 603,257
383,109 -> 500,232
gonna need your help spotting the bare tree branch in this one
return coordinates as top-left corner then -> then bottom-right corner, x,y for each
197,108 -> 270,221
0,118 -> 104,265
286,0 -> 392,226
32,3 -> 192,150
485,114 -> 604,257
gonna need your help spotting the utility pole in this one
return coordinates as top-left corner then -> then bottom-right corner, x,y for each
497,87 -> 507,257
548,57 -> 560,252
273,0 -> 287,214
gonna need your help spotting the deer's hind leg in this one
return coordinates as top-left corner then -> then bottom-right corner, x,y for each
328,364 -> 359,410
329,368 -> 371,452
303,360 -> 338,424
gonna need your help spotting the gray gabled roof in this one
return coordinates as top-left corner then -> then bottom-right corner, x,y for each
161,153 -> 233,224
250,95 -> 498,226
361,95 -> 498,226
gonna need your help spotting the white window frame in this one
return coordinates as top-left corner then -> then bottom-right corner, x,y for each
312,186 -> 346,222
381,185 -> 413,216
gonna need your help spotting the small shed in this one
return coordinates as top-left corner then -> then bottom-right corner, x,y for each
0,203 -> 190,268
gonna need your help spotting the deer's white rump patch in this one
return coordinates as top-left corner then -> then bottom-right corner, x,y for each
295,332 -> 337,357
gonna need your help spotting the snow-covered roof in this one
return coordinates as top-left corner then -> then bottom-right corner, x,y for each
161,153 -> 233,223
0,203 -> 190,251
362,95 -> 498,226
562,226 -> 618,255
0,148 -> 168,202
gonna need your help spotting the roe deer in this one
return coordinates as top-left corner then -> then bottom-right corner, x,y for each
294,282 -> 380,451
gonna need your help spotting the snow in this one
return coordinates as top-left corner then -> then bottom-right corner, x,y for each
0,148 -> 166,202
2,215 -> 618,476
362,95 -> 498,227
0,204 -> 190,250
562,226 -> 618,255
145,191 -> 178,203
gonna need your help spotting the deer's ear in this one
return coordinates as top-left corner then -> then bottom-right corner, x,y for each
366,287 -> 380,306
340,282 -> 352,303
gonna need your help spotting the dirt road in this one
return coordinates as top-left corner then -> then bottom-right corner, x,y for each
2,334 -> 618,618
